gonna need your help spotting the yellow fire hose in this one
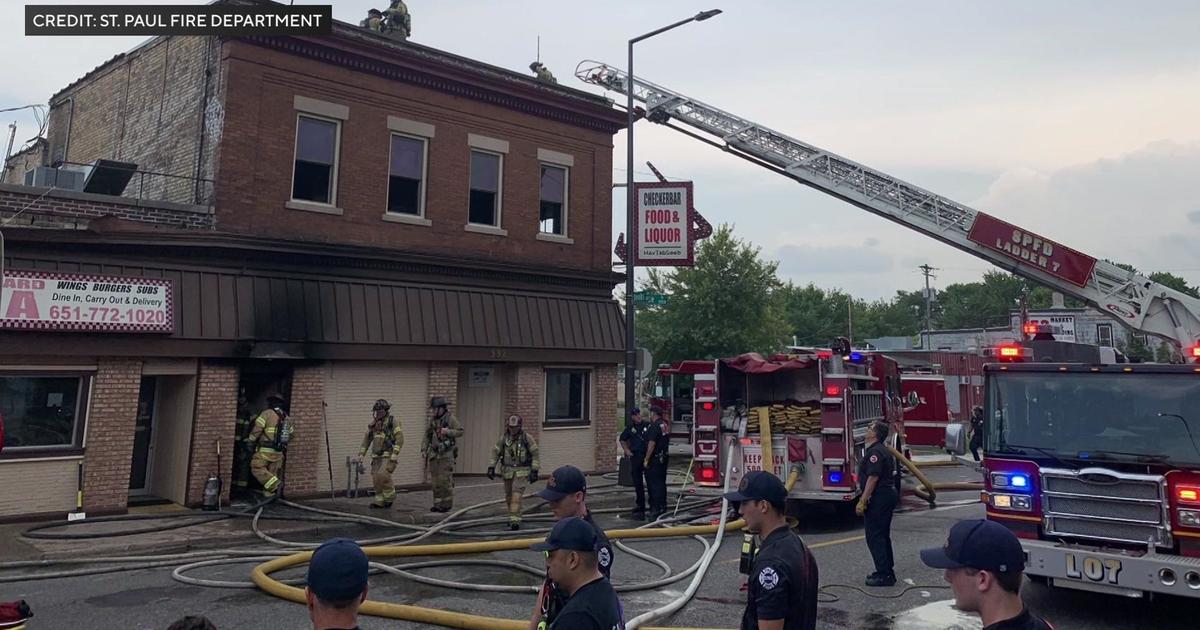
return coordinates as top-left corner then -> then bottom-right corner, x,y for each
756,406 -> 775,476
886,445 -> 982,506
252,470 -> 801,630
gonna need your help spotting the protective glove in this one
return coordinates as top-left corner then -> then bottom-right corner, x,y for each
855,498 -> 868,517
487,467 -> 496,480
529,469 -> 539,484
386,459 -> 397,474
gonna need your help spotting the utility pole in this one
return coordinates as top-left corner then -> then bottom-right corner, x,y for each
919,264 -> 937,349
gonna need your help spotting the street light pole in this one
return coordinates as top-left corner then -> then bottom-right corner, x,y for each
624,9 -> 722,426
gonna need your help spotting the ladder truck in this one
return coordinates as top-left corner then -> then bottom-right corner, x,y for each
577,61 -> 1200,600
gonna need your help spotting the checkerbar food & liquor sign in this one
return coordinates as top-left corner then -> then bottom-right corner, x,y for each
1,269 -> 174,332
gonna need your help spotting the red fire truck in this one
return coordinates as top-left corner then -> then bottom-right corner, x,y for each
684,345 -> 905,511
943,340 -> 1200,599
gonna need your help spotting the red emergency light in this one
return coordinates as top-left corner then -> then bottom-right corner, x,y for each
1178,485 -> 1200,504
1191,346 -> 1200,358
699,467 -> 717,481
1022,323 -> 1038,335
999,346 -> 1022,357
824,384 -> 842,397
816,351 -> 833,360
700,401 -> 715,411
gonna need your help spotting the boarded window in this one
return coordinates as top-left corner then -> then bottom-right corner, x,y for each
539,164 -> 567,235
469,150 -> 501,226
388,134 -> 426,216
292,115 -> 339,204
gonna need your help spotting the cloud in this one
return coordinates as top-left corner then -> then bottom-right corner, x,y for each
1189,210 -> 1200,224
774,241 -> 894,277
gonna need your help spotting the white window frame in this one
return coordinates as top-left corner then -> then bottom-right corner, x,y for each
537,162 -> 570,239
466,148 -> 505,233
542,366 -> 593,428
1096,323 -> 1113,347
288,112 -> 343,214
385,132 -> 430,221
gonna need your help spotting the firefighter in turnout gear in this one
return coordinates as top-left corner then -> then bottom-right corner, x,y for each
421,396 -> 463,512
231,390 -> 254,496
245,394 -> 293,497
359,399 -> 404,508
488,414 -> 540,530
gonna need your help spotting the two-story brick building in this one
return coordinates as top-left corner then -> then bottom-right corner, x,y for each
0,2 -> 626,519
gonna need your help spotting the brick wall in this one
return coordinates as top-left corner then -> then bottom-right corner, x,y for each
281,364 -> 325,497
185,362 -> 238,505
46,36 -> 221,206
592,363 -> 619,471
1,141 -> 47,185
428,362 -> 459,412
0,185 -> 213,230
81,358 -> 143,512
508,364 -> 544,442
215,40 -> 615,273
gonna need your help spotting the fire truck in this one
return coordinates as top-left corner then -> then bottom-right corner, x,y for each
680,343 -> 906,511
576,59 -> 1200,597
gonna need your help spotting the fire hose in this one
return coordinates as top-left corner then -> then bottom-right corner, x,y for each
887,445 -> 982,506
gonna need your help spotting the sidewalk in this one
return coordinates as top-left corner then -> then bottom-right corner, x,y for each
0,473 -> 636,563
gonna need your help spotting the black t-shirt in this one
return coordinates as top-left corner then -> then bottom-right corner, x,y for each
649,418 -> 670,453
550,577 -> 623,630
857,441 -> 895,491
983,608 -> 1054,630
619,421 -> 649,455
741,525 -> 819,630
542,511 -> 616,623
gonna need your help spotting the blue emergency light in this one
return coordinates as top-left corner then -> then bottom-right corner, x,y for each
849,352 -> 863,361
1010,474 -> 1029,488
991,472 -> 1030,490
828,471 -> 843,484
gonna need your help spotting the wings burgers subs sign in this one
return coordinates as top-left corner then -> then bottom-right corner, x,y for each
1,269 -> 174,333
633,181 -> 695,267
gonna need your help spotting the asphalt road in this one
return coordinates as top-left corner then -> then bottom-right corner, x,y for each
5,464 -> 1200,629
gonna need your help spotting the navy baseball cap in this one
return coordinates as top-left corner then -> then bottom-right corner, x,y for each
532,516 -> 598,552
631,407 -> 642,415
921,519 -> 1025,573
723,470 -> 787,505
536,465 -> 587,501
307,538 -> 369,601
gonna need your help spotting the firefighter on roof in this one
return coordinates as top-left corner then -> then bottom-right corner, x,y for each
421,396 -> 463,512
488,414 -> 540,530
359,399 -> 404,508
245,393 -> 293,497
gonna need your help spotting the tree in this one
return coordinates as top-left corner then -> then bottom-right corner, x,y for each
1148,271 -> 1200,299
635,225 -> 788,365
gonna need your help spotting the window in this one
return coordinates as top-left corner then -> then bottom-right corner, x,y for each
1096,323 -> 1113,347
292,115 -> 340,204
0,374 -> 89,454
545,368 -> 591,426
387,134 -> 426,216
539,164 -> 568,235
468,150 -> 502,226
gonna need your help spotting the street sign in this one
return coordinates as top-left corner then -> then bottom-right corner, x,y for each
633,291 -> 668,306
636,347 -> 654,378
633,181 -> 695,266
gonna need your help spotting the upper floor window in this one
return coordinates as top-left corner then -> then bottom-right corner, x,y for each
469,150 -> 502,226
539,164 -> 568,235
388,134 -> 427,216
292,115 -> 340,205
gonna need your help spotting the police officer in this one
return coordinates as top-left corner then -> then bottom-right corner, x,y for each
857,420 -> 899,586
245,393 -> 293,498
358,399 -> 404,509
969,406 -> 985,461
488,414 -> 540,530
644,407 -> 670,521
725,470 -> 819,630
529,465 -> 617,630
618,407 -> 649,519
421,396 -> 463,512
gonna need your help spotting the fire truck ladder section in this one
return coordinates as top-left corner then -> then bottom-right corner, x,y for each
576,61 -> 1200,351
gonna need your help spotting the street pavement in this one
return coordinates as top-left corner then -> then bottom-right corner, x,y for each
3,464 -> 1200,629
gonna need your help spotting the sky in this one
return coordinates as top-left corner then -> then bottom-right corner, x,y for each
2,0 -> 1199,300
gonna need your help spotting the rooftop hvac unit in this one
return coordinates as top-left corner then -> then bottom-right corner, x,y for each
26,166 -> 86,191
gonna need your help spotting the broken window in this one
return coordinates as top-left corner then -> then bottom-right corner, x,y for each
292,115 -> 339,204
468,150 -> 501,226
539,164 -> 567,235
388,134 -> 426,216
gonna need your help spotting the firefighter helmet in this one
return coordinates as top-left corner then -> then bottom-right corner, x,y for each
506,414 -> 523,427
373,399 -> 391,412
430,396 -> 448,409
266,393 -> 286,407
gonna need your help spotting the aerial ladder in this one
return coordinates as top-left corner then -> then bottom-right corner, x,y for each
576,61 -> 1200,357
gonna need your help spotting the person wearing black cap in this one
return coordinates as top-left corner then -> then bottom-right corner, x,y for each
921,519 -> 1053,630
532,517 -> 624,630
644,407 -> 671,521
725,470 -> 819,630
529,465 -> 616,630
856,420 -> 898,587
305,538 -> 369,630
619,407 -> 649,519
